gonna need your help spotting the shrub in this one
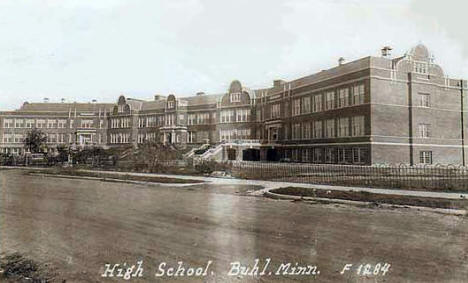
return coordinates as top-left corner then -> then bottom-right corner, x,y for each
194,160 -> 232,174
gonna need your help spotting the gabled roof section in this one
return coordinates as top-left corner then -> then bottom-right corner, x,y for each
125,98 -> 144,111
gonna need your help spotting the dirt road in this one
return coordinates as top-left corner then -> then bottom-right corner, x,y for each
0,169 -> 467,282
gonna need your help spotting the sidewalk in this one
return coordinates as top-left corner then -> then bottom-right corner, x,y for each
80,169 -> 468,200
2,166 -> 468,200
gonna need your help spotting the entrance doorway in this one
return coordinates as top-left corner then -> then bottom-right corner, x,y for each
242,149 -> 260,161
227,148 -> 237,160
266,148 -> 279,161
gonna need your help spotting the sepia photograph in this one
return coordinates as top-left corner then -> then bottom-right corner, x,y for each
0,0 -> 467,282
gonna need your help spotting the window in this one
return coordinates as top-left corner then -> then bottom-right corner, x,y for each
419,151 -> 432,164
111,119 -> 116,128
145,132 -> 157,142
81,120 -> 93,128
351,116 -> 365,136
353,84 -> 365,105
313,148 -> 323,163
188,132 -> 194,143
47,133 -> 57,143
337,148 -> 346,163
418,124 -> 430,138
197,113 -> 210,124
15,119 -> 24,128
325,148 -> 335,163
303,149 -> 310,162
58,134 -> 65,143
230,92 -> 241,103
325,91 -> 335,110
167,101 -> 175,108
3,134 -> 12,143
302,97 -> 311,114
119,133 -> 130,143
325,119 -> 335,138
236,109 -> 250,122
165,114 -> 175,126
138,118 -> 145,128
302,122 -> 311,139
188,114 -> 196,125
414,62 -> 428,74
25,119 -> 34,128
14,134 -> 24,143
220,110 -> 234,123
69,119 -> 74,129
220,129 -> 237,141
271,104 -> 281,119
313,121 -> 323,138
270,127 -> 279,141
3,119 -> 13,128
292,123 -> 301,140
313,95 -> 322,112
47,119 -> 57,128
36,119 -> 46,128
353,148 -> 368,164
158,116 -> 165,126
337,117 -> 349,137
58,120 -> 67,128
238,129 -> 251,139
204,113 -> 211,123
146,116 -> 156,127
338,88 -> 349,108
292,99 -> 301,116
256,109 -> 262,122
419,93 -> 430,107
292,149 -> 299,162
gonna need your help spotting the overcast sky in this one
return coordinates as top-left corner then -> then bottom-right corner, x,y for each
1,0 -> 467,110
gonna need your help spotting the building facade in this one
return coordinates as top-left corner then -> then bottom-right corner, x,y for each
1,44 -> 467,165
0,102 -> 113,155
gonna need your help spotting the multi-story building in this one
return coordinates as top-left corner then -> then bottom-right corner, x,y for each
0,101 -> 114,155
1,44 -> 466,165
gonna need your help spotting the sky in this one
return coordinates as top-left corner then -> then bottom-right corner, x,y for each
1,0 -> 467,110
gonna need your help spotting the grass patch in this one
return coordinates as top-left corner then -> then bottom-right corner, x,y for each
271,187 -> 468,210
0,253 -> 59,282
27,168 -> 203,184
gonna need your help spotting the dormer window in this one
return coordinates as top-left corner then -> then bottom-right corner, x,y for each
230,92 -> 241,103
168,101 -> 175,108
414,62 -> 428,74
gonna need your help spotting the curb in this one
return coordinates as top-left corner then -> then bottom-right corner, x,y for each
264,191 -> 467,216
29,173 -> 204,187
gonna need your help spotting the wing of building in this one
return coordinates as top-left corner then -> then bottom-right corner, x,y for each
1,44 -> 467,165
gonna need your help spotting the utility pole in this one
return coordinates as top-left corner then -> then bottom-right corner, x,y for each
408,73 -> 414,166
461,79 -> 466,166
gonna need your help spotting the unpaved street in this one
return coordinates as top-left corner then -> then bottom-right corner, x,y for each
0,169 -> 467,282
